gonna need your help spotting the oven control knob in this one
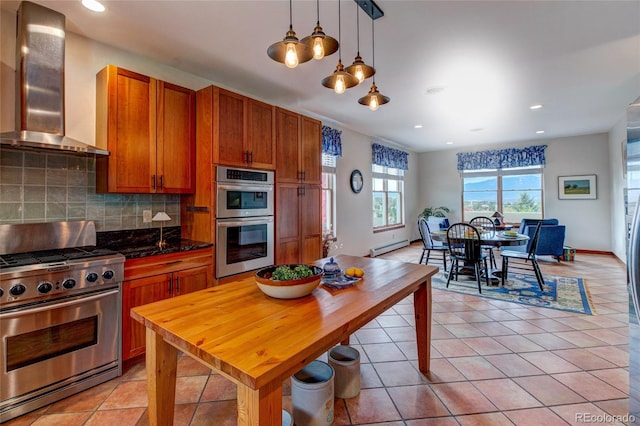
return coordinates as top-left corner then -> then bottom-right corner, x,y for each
102,270 -> 115,280
63,278 -> 77,289
38,282 -> 53,293
86,273 -> 99,283
10,284 -> 26,296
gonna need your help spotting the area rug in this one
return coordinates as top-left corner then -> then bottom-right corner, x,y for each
431,271 -> 595,315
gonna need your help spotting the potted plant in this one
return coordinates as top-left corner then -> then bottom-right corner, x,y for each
420,206 -> 450,219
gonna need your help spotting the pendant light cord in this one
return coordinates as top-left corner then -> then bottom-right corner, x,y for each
316,0 -> 320,24
289,0 -> 293,28
371,18 -> 375,82
356,4 -> 360,55
338,0 -> 342,61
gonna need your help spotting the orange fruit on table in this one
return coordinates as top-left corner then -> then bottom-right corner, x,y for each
354,268 -> 364,278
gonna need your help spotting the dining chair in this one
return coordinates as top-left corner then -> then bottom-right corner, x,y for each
446,223 -> 490,293
417,217 -> 449,271
469,216 -> 497,268
500,222 -> 545,291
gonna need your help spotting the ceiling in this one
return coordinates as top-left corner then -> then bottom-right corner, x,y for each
2,0 -> 639,153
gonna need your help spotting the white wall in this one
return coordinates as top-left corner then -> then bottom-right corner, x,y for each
328,126 -> 419,257
417,133 -> 612,251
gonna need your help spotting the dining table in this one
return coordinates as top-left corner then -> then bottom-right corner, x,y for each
130,254 -> 438,426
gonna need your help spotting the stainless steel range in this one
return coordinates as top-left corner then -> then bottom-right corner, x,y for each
0,221 -> 125,423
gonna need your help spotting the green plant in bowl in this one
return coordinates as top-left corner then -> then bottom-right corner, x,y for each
255,265 -> 324,299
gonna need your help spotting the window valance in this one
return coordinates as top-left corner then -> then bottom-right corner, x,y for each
457,145 -> 547,171
322,126 -> 342,157
372,143 -> 409,170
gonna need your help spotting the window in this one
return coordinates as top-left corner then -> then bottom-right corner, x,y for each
462,166 -> 543,223
321,153 -> 336,235
372,164 -> 404,229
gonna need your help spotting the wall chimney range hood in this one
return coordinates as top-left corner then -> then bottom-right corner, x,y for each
0,1 -> 109,156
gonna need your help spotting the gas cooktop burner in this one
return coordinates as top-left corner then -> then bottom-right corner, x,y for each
0,247 -> 119,270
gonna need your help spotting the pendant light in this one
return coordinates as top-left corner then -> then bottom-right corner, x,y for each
321,0 -> 359,94
301,0 -> 338,60
267,0 -> 313,68
358,17 -> 389,110
345,3 -> 375,84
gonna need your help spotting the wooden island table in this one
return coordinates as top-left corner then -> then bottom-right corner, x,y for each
131,254 -> 438,425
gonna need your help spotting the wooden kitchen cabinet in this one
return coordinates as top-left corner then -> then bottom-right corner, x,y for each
121,249 -> 213,361
207,86 -> 276,170
275,108 -> 321,184
95,65 -> 195,194
275,110 -> 322,264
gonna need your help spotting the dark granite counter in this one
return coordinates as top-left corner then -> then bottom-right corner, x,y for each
97,226 -> 213,260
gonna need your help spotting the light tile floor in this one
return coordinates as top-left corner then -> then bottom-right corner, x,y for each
4,243 -> 630,425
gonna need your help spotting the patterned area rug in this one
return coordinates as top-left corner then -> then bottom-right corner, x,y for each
431,271 -> 595,315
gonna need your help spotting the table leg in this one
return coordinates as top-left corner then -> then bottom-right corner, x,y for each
237,381 -> 282,426
414,280 -> 432,373
146,328 -> 178,426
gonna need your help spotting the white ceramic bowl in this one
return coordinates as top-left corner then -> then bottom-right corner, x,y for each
255,265 -> 323,299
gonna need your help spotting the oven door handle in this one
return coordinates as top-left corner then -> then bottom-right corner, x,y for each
216,183 -> 273,192
0,289 -> 120,319
217,217 -> 274,228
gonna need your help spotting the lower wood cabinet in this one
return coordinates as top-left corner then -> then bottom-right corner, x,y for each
121,248 -> 213,361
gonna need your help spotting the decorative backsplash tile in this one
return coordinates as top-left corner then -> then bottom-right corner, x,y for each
0,149 -> 180,231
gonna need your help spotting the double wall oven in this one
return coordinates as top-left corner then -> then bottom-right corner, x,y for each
216,166 -> 275,278
0,221 -> 125,422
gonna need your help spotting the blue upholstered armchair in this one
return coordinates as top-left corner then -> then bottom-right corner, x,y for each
506,219 -> 566,261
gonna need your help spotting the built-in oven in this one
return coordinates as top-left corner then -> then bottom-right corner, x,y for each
216,216 -> 274,278
216,166 -> 274,218
215,166 -> 275,279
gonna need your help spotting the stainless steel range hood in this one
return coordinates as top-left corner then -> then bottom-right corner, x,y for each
0,1 -> 109,156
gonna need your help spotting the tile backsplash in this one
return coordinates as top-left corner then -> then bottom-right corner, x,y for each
0,149 -> 180,231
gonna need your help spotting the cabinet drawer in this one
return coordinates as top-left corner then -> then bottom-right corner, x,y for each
124,248 -> 213,281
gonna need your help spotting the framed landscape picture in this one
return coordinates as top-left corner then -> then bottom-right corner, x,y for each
558,175 -> 597,200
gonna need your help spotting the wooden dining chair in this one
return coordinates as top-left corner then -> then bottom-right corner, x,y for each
469,216 -> 497,268
500,222 -> 545,291
417,217 -> 449,271
446,223 -> 490,293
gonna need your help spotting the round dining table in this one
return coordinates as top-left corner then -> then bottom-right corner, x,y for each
430,230 -> 529,284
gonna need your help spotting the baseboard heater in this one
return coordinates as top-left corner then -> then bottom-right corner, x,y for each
369,239 -> 410,257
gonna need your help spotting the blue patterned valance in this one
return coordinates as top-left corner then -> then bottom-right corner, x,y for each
457,145 -> 547,171
372,143 -> 409,170
322,126 -> 342,157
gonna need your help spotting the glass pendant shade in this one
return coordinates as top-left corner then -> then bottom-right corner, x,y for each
322,60 -> 359,94
358,82 -> 390,111
301,24 -> 338,60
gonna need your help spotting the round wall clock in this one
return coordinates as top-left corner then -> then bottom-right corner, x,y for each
350,169 -> 363,194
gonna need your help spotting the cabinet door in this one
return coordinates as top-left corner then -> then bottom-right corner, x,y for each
300,116 -> 322,185
122,273 -> 171,360
247,98 -> 276,169
157,81 -> 195,193
97,66 -> 156,193
215,88 -> 247,167
174,265 -> 211,296
300,185 -> 322,263
276,183 -> 301,264
275,108 -> 300,183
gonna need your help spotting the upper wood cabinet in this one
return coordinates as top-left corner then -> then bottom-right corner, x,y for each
209,86 -> 276,170
95,65 -> 195,193
275,108 -> 321,184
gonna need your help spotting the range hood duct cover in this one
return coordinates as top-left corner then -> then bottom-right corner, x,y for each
0,1 -> 109,156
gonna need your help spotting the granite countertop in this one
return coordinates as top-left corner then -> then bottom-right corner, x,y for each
97,226 -> 212,260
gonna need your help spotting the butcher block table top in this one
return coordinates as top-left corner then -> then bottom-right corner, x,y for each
131,254 -> 438,426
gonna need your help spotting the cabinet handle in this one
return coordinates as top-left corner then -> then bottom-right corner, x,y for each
176,276 -> 180,293
298,186 -> 306,196
302,170 -> 306,181
168,276 -> 173,294
159,175 -> 164,190
248,151 -> 253,163
152,175 -> 156,190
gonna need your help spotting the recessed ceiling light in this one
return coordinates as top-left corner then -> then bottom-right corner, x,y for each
82,0 -> 105,12
536,130 -> 545,134
530,104 -> 543,110
425,86 -> 446,95
445,141 -> 453,145
414,124 -> 423,129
